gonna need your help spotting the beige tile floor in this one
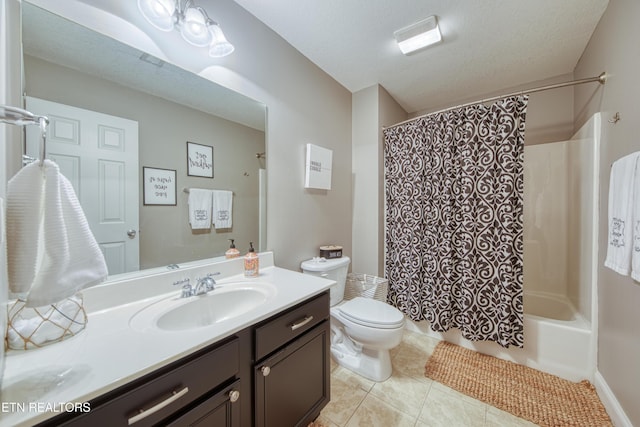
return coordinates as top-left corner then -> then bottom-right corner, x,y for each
316,330 -> 538,427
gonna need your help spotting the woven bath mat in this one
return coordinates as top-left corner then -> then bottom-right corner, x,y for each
424,341 -> 612,427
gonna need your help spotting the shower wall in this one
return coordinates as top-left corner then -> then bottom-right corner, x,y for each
523,115 -> 599,322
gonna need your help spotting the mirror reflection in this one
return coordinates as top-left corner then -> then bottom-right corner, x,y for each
20,3 -> 267,277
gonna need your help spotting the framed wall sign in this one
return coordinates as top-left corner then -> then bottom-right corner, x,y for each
187,141 -> 214,178
143,167 -> 177,205
304,143 -> 333,190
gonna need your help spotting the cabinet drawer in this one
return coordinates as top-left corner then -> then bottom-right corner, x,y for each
165,379 -> 242,427
47,337 -> 240,427
255,291 -> 329,361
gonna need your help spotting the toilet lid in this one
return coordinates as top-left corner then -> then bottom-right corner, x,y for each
338,297 -> 404,329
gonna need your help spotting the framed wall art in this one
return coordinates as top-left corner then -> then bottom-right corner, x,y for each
143,166 -> 177,205
187,141 -> 214,178
304,143 -> 333,190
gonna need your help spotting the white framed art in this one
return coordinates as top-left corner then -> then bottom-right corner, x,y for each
304,143 -> 333,190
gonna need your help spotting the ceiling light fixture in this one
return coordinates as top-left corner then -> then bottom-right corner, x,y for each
137,0 -> 235,57
394,16 -> 442,55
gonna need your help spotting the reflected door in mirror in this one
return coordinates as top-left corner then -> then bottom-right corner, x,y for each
26,97 -> 140,274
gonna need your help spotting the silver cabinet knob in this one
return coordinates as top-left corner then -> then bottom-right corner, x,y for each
229,390 -> 240,403
127,229 -> 137,239
261,366 -> 271,377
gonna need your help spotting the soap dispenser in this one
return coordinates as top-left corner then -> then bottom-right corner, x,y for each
225,239 -> 240,259
244,242 -> 259,277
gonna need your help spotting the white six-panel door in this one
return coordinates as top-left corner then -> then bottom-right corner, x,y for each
25,97 -> 139,275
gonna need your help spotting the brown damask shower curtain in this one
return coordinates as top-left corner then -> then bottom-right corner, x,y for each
384,96 -> 527,348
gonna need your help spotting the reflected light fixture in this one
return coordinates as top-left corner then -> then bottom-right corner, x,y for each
137,0 -> 235,57
394,15 -> 442,55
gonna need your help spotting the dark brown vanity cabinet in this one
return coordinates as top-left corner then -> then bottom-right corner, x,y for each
38,336 -> 244,427
34,291 -> 330,427
254,292 -> 331,427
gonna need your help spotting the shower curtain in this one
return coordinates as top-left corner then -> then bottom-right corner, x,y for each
384,96 -> 528,348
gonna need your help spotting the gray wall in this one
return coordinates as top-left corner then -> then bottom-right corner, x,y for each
24,55 -> 265,270
574,0 -> 640,424
204,0 -> 354,271
351,85 -> 407,276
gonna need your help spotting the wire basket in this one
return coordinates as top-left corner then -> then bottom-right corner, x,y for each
5,293 -> 87,350
344,273 -> 389,303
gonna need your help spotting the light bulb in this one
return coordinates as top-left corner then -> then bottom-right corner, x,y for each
180,7 -> 212,47
208,24 -> 234,57
138,0 -> 176,32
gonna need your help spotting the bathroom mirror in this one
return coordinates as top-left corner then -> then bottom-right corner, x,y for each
20,3 -> 267,277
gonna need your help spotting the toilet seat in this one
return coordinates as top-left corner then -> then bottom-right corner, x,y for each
337,297 -> 404,329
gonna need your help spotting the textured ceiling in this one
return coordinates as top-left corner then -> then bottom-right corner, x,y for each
233,0 -> 609,113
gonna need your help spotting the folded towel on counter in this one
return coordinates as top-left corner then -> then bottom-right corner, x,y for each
212,190 -> 233,229
6,160 -> 108,307
605,152 -> 640,276
5,294 -> 86,350
188,188 -> 213,230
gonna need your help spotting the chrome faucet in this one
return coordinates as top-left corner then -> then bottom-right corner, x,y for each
173,273 -> 220,298
193,273 -> 221,296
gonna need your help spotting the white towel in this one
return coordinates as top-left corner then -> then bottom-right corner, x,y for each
6,160 -> 108,307
0,198 -> 7,299
188,188 -> 213,230
212,190 -> 233,229
605,152 -> 640,276
632,156 -> 640,282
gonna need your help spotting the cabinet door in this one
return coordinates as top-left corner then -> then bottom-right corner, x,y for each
165,379 -> 242,427
255,321 -> 330,427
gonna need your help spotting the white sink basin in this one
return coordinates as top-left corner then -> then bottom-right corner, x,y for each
130,282 -> 277,332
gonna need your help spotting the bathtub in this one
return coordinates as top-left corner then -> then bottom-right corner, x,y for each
409,291 -> 595,382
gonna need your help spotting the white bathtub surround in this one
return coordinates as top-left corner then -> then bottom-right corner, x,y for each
6,160 -> 107,306
605,151 -> 640,276
0,252 -> 333,427
407,305 -> 593,384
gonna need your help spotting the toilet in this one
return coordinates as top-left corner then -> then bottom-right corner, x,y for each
301,256 -> 405,382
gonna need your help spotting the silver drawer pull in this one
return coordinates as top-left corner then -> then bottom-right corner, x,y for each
128,386 -> 189,425
290,315 -> 314,331
229,390 -> 240,403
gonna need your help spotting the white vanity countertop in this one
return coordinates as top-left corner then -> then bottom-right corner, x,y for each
0,253 -> 334,427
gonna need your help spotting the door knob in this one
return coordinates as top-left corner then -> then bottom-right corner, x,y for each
229,390 -> 240,403
127,229 -> 137,239
261,366 -> 270,376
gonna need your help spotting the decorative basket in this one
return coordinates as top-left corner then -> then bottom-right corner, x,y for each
5,293 -> 87,350
344,273 -> 389,303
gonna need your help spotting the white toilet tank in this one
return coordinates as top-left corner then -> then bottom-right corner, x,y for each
301,256 -> 351,306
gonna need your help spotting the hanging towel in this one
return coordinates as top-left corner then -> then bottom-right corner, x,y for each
212,190 -> 233,229
188,188 -> 213,230
605,152 -> 640,276
0,198 -> 7,298
6,160 -> 108,307
632,156 -> 640,281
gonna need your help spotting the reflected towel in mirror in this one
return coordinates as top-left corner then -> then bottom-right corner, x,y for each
188,188 -> 213,230
212,190 -> 233,229
6,160 -> 108,307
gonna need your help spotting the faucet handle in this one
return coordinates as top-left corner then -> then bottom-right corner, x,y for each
173,278 -> 192,297
180,284 -> 193,298
172,278 -> 190,287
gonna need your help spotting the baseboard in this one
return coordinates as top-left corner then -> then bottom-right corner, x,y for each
594,370 -> 633,427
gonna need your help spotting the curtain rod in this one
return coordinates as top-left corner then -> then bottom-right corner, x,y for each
384,72 -> 607,130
